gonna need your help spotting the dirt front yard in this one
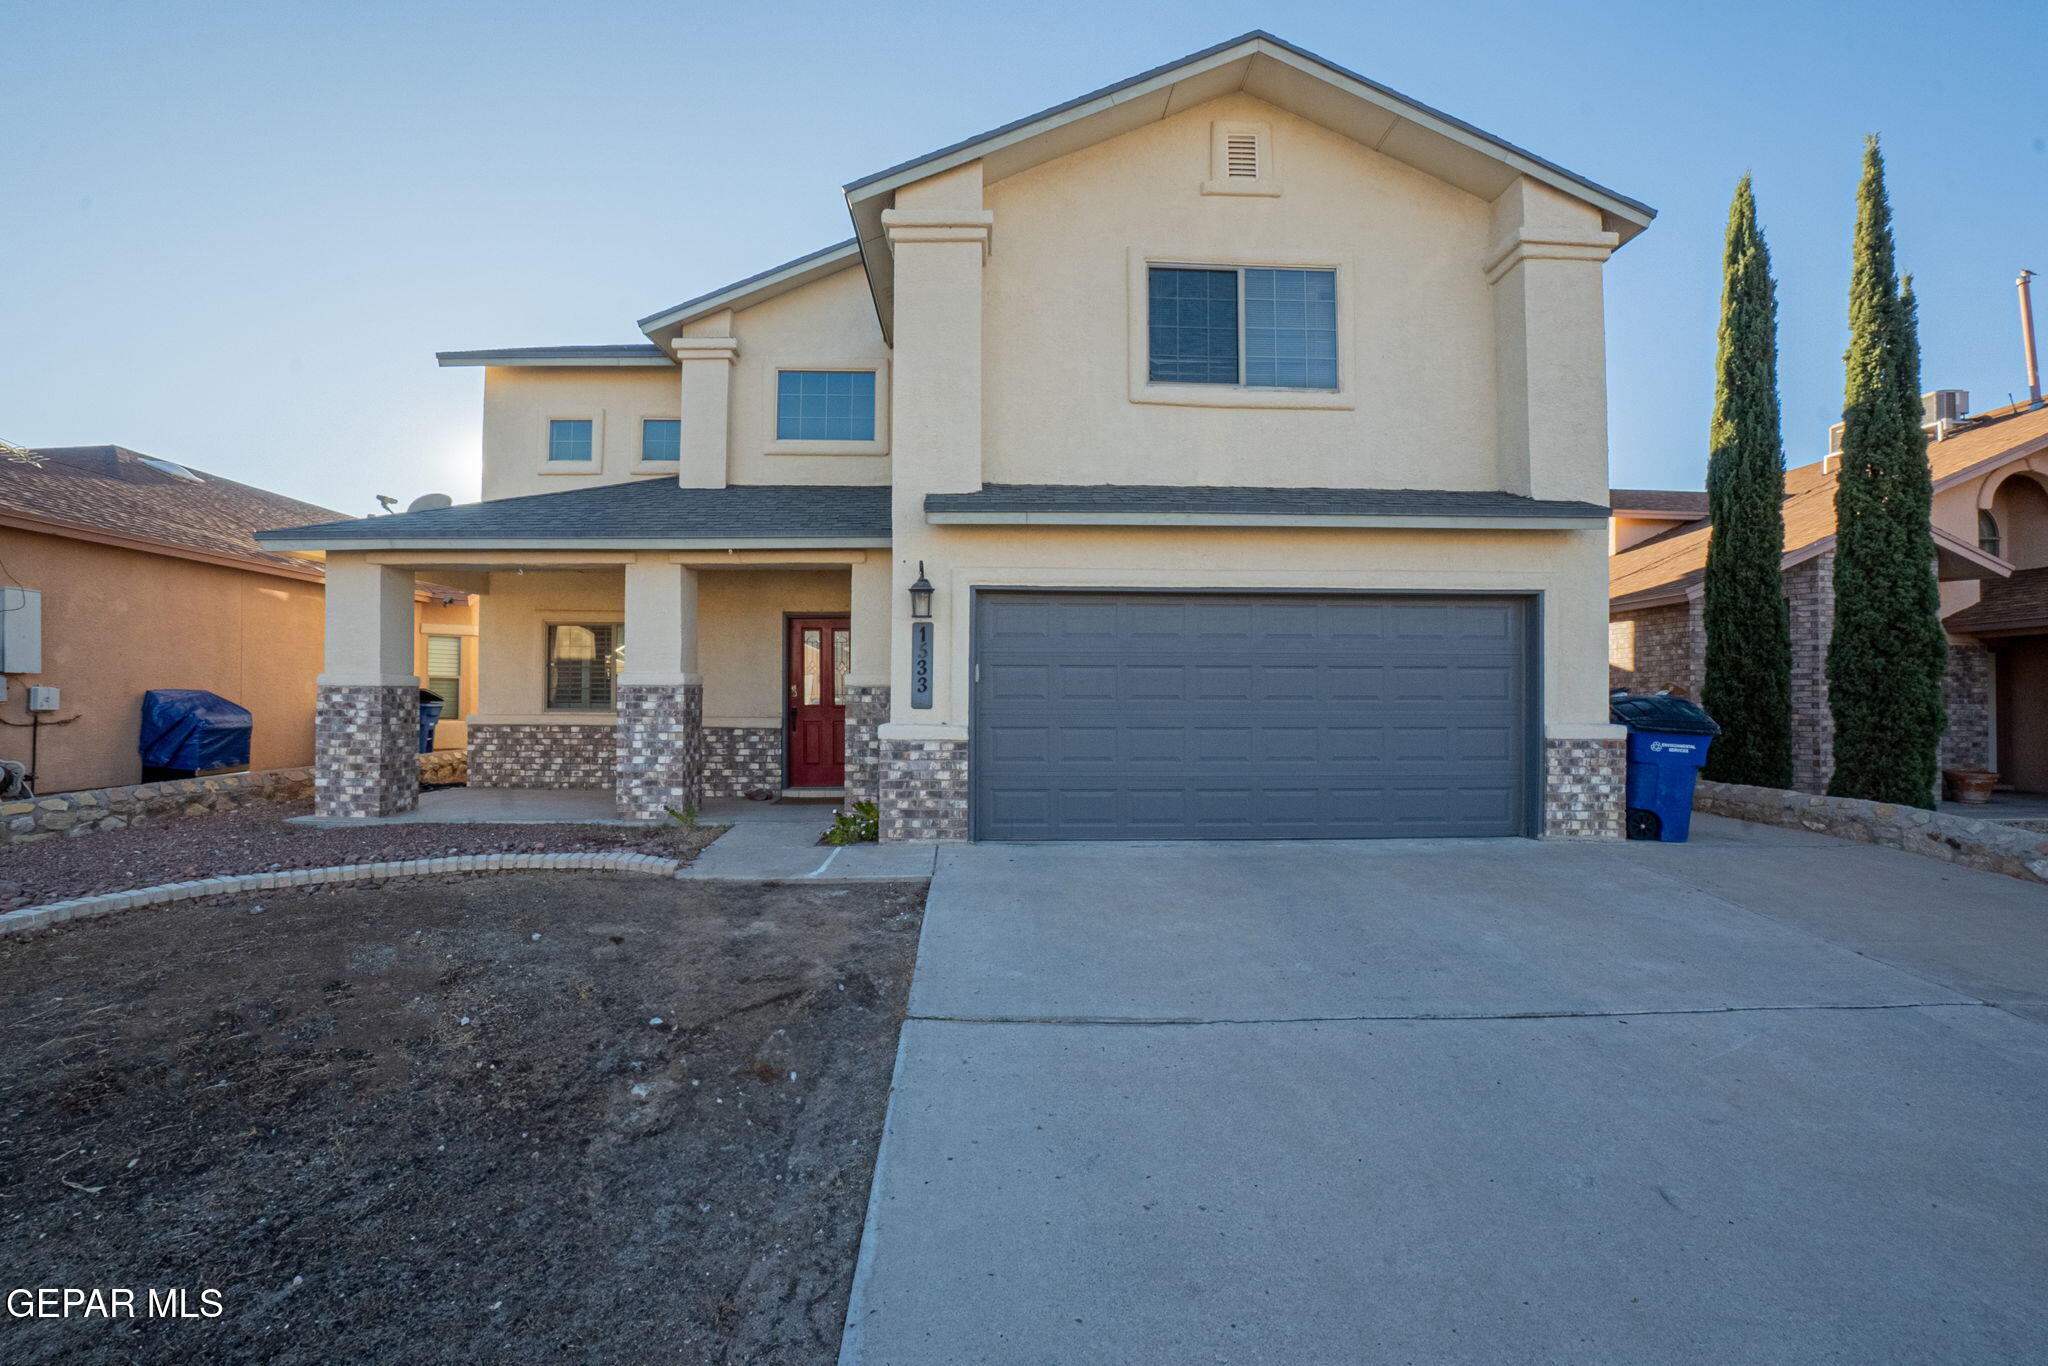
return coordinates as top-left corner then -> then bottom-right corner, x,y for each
1,872 -> 925,1364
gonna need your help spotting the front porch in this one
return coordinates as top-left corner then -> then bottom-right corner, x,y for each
311,550 -> 895,826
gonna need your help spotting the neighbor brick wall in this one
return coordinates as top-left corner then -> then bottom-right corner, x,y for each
1784,553 -> 1836,794
1939,640 -> 1993,774
1609,602 -> 1701,696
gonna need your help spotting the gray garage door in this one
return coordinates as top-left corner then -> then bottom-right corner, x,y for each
972,591 -> 1534,841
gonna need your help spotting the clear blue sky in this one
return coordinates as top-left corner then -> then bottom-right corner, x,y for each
4,1 -> 2043,515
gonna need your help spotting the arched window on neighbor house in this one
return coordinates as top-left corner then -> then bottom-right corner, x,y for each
1980,508 -> 2003,559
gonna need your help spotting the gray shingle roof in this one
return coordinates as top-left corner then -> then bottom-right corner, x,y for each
256,480 -> 891,546
923,484 -> 1609,520
1610,488 -> 1708,516
435,344 -> 670,367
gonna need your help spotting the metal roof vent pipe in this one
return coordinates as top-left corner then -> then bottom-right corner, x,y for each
2019,268 -> 2042,407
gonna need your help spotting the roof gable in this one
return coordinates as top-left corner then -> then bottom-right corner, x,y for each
845,31 -> 1654,339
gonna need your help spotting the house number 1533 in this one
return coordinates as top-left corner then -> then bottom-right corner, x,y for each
910,621 -> 933,709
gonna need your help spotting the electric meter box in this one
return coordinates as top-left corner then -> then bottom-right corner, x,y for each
26,686 -> 60,712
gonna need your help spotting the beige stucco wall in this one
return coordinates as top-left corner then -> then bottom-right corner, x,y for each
0,531 -> 477,794
479,368 -> 683,500
979,93 -> 1498,490
472,565 -> 849,730
414,597 -> 480,748
881,525 -> 1616,740
476,268 -> 889,499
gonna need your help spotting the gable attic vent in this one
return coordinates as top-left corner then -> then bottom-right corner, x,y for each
1203,122 -> 1278,197
1225,132 -> 1260,178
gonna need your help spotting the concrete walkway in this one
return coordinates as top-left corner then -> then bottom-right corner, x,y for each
841,816 -> 2048,1365
681,800 -> 937,881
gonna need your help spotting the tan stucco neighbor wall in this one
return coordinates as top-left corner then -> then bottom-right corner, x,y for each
1,529 -> 332,793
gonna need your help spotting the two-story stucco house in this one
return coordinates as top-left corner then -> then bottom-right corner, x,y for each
258,32 -> 1653,842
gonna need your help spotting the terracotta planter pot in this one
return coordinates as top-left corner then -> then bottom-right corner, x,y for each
1943,769 -> 1999,804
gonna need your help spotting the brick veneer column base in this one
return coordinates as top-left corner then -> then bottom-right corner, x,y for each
315,684 -> 419,819
703,726 -> 783,799
878,736 -> 968,842
1542,736 -> 1625,839
843,685 -> 890,806
614,683 -> 703,820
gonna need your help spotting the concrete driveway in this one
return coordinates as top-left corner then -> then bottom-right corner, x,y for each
839,817 -> 2048,1365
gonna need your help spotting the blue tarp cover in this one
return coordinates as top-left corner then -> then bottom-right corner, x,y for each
140,689 -> 252,771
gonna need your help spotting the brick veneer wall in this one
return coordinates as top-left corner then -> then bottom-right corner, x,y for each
843,685 -> 889,806
314,684 -> 418,818
703,726 -> 782,799
1939,641 -> 1993,773
1541,736 -> 1625,839
614,683 -> 704,820
469,721 -> 616,789
1783,553 -> 1836,794
879,737 -> 969,842
1608,601 -> 1701,696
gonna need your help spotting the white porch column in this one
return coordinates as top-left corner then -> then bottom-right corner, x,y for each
876,162 -> 988,840
844,554 -> 894,805
614,560 -> 703,818
314,557 -> 419,818
672,320 -> 738,489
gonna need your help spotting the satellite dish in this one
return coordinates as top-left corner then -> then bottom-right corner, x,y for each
406,493 -> 454,514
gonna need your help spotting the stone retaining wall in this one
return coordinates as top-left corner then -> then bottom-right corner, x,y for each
1694,778 -> 2048,885
4,750 -> 463,844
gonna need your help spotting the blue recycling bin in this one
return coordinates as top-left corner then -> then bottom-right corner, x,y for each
417,689 -> 446,754
1610,694 -> 1721,842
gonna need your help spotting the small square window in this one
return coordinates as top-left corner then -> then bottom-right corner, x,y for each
548,419 -> 594,462
641,418 -> 680,461
777,371 -> 875,441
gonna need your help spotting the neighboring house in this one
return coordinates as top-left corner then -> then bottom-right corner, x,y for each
0,445 -> 476,794
1609,396 -> 2048,794
258,31 -> 1654,842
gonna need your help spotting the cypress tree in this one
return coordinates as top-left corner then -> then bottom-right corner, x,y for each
1826,137 -> 1946,807
1700,176 -> 1794,787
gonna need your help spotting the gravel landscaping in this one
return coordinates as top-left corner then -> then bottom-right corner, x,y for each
0,800 -> 725,909
2,871 -> 925,1364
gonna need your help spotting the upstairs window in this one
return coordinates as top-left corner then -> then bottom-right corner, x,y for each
548,419 -> 594,462
1980,509 -> 2002,558
777,370 -> 876,441
642,418 -> 680,461
1147,265 -> 1337,390
547,623 -> 621,710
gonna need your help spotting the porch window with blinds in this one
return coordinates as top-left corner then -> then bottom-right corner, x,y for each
547,623 -> 622,710
424,634 -> 463,705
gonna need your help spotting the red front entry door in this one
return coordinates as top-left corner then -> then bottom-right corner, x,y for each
786,615 -> 850,788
